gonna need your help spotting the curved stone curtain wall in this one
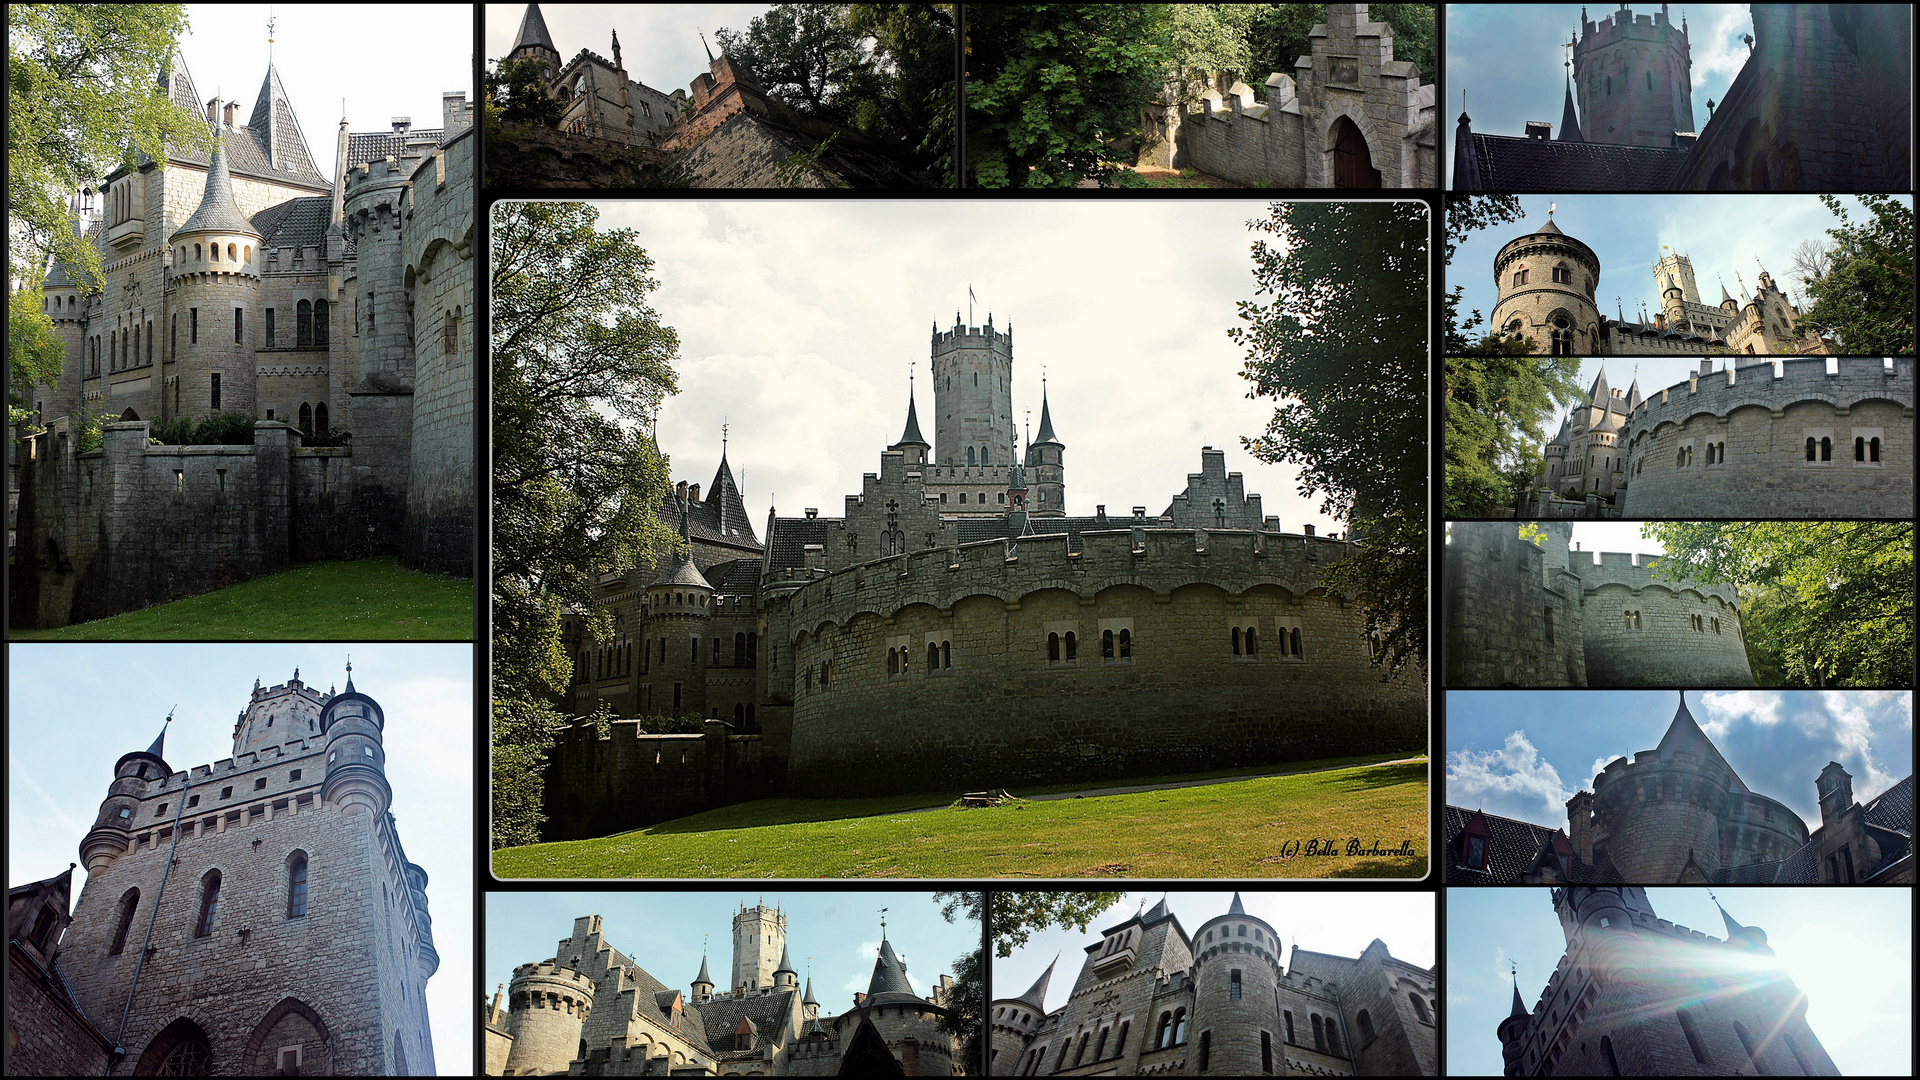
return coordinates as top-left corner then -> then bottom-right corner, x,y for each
774,530 -> 1425,794
1579,576 -> 1753,687
1620,358 -> 1914,518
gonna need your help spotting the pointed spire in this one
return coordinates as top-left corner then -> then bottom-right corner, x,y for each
1033,376 -> 1060,445
1709,889 -> 1745,935
173,132 -> 262,239
1509,969 -> 1529,1019
898,369 -> 928,448
776,942 -> 797,976
1656,691 -> 1747,791
1013,955 -> 1057,1010
148,709 -> 174,759
512,4 -> 558,58
802,974 -> 818,1006
700,29 -> 716,63
1558,67 -> 1583,141
344,656 -> 354,693
1227,892 -> 1246,915
695,951 -> 713,987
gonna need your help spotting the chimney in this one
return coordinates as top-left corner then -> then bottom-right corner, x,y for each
1303,524 -> 1315,537
206,96 -> 219,126
804,508 -> 818,519
688,483 -> 701,504
1816,762 -> 1854,831
1525,120 -> 1552,140
675,481 -> 688,501
1565,791 -> 1596,866
392,116 -> 412,134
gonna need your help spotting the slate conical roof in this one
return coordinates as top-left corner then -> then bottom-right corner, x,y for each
1033,387 -> 1060,445
775,943 -> 797,976
695,953 -> 713,987
173,134 -> 262,239
653,498 -> 712,589
897,390 -> 928,447
1655,692 -> 1748,792
1557,73 -> 1583,142
1509,980 -> 1529,1019
512,4 -> 558,57
1587,366 -> 1610,405
1534,216 -> 1565,236
1009,955 -> 1056,1010
1547,413 -> 1571,447
866,938 -> 918,1002
1227,892 -> 1246,916
1592,407 -> 1618,434
1625,378 -> 1642,410
115,717 -> 172,774
802,975 -> 818,1006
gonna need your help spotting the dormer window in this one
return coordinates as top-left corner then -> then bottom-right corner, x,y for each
1465,834 -> 1486,869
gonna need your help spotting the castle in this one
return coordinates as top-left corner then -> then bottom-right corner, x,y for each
11,47 -> 474,627
1492,889 -> 1840,1076
5,670 -> 438,1075
1442,522 -> 1754,688
483,908 -> 965,1076
1485,210 -> 1829,359
1452,3 -> 1911,190
1525,356 -> 1914,517
1445,692 -> 1914,884
1140,4 -> 1437,188
539,313 -> 1425,841
495,4 -> 926,188
989,894 -> 1435,1076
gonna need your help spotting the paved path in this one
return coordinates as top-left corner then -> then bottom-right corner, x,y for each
901,757 -> 1426,813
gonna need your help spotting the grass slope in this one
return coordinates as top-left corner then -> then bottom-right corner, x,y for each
493,758 -> 1428,879
10,558 -> 473,640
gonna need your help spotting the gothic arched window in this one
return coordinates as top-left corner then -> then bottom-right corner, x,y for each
287,851 -> 308,918
194,870 -> 221,937
314,299 -> 330,347
110,888 -> 140,955
297,299 -> 314,347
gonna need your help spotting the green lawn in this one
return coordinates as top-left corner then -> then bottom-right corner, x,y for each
493,758 -> 1429,879
10,558 -> 473,640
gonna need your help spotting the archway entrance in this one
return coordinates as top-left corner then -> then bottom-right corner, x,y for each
1331,116 -> 1381,188
120,407 -> 140,421
134,1017 -> 213,1075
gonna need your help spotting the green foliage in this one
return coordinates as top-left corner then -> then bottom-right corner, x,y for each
1444,354 -> 1582,516
490,201 -> 682,848
147,411 -> 255,445
299,426 -> 351,448
966,5 -> 1169,188
1643,522 -> 1914,688
1445,194 -> 1523,266
483,56 -> 564,128
8,287 -> 63,426
1797,194 -> 1915,355
73,399 -> 118,453
1231,202 -> 1428,674
1247,4 -> 1434,85
929,892 -> 985,1066
492,760 -> 1429,877
9,557 -> 473,641
989,892 -> 1125,957
8,4 -> 204,293
717,5 -> 869,122
1163,4 -> 1257,102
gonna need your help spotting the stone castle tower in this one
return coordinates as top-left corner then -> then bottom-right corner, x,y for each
47,669 -> 436,1075
1499,888 -> 1838,1076
931,313 -> 1018,471
732,900 -> 789,993
1489,213 -> 1602,356
1571,4 -> 1695,147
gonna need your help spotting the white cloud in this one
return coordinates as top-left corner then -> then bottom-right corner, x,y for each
1445,731 -> 1574,824
844,939 -> 880,994
1698,689 -> 1784,738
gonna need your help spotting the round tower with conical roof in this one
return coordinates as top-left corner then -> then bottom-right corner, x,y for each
502,959 -> 595,1075
731,900 -> 787,992
507,3 -> 563,78
80,720 -> 172,871
168,130 -> 264,420
1187,893 -> 1286,1076
1489,213 -> 1602,357
647,498 -> 714,719
989,955 -> 1056,1073
693,950 -> 715,1003
1495,971 -> 1532,1076
1587,693 -> 1755,881
319,663 -> 391,816
1025,379 -> 1066,517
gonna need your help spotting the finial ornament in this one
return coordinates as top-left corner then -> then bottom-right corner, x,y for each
267,6 -> 276,62
1548,201 -> 1557,218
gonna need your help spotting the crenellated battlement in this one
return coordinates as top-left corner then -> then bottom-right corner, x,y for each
1623,357 -> 1912,439
930,318 -> 1011,353
1570,551 -> 1741,608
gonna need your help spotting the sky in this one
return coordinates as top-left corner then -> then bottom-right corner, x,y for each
1447,887 -> 1912,1077
549,199 -> 1430,537
1443,689 -> 1913,827
484,4 -> 775,92
178,5 -> 471,151
994,891 -> 1435,1016
1444,4 -> 1756,184
485,891 -> 981,1017
1446,195 -> 1913,340
6,643 -> 475,1075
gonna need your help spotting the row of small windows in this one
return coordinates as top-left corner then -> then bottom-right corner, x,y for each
810,623 -> 1323,683
176,242 -> 253,266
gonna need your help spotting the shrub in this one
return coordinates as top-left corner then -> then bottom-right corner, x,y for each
148,412 -> 257,445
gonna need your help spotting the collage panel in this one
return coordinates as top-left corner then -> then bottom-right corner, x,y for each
1446,887 -> 1911,1076
990,890 -> 1437,1075
483,889 -> 984,1075
1446,4 -> 1911,192
489,196 -> 1432,882
6,643 -> 476,1075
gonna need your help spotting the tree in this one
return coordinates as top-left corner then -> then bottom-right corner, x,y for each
1163,4 -> 1257,103
929,892 -> 985,1067
490,202 -> 682,848
1796,194 -> 1914,355
716,5 -> 868,123
1788,236 -> 1831,292
483,55 -> 565,128
1444,352 -> 1581,516
1247,4 -> 1434,87
1642,522 -> 1914,688
959,891 -> 1126,958
839,4 -> 959,183
965,5 -> 1169,187
8,287 -> 63,427
1231,202 -> 1428,674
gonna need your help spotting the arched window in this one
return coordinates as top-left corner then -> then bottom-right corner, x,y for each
1114,1021 -> 1130,1058
394,1031 -> 410,1076
1357,1009 -> 1376,1042
146,323 -> 152,364
1411,995 -> 1431,1024
314,299 -> 330,347
210,243 -> 219,262
227,243 -> 236,261
1172,1009 -> 1187,1044
1156,1012 -> 1173,1049
1245,627 -> 1259,656
942,641 -> 952,668
287,851 -> 308,917
927,642 -> 940,671
1229,968 -> 1243,1000
1806,436 -> 1817,461
1073,1032 -> 1089,1065
735,632 -> 747,665
1820,436 -> 1831,461
1326,1017 -> 1341,1056
314,401 -> 329,434
194,869 -> 221,937
1602,1034 -> 1621,1076
966,446 -> 975,467
1094,1027 -> 1108,1060
1856,436 -> 1866,460
1064,632 -> 1078,661
1048,633 -> 1061,662
1677,1006 -> 1710,1063
443,306 -> 459,356
298,402 -> 313,433
1734,1020 -> 1763,1074
1290,627 -> 1302,655
297,299 -> 314,347
137,1018 -> 213,1075
1102,629 -> 1115,658
887,648 -> 899,675
1870,436 -> 1881,461
1313,1014 -> 1325,1050
1118,629 -> 1131,658
980,445 -> 990,465
1196,1030 -> 1210,1070
110,888 -> 140,955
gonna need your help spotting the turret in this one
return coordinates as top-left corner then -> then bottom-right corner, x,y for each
732,901 -> 787,992
507,3 -> 562,77
319,662 -> 391,816
1189,892 -> 1289,1074
693,951 -> 715,1003
1551,886 -> 1655,947
1024,378 -> 1065,517
232,668 -> 329,756
1572,2 -> 1694,147
774,942 -> 799,990
1815,761 -> 1854,831
648,499 -> 714,718
405,860 -> 439,978
168,130 -> 263,419
1495,973 -> 1531,1076
81,720 -> 171,871
890,374 -> 930,467
1489,212 -> 1602,356
801,973 -> 820,1020
502,960 -> 596,1076
931,313 -> 1015,469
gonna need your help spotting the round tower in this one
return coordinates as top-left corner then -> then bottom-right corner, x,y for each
931,314 -> 1015,469
1489,216 -> 1601,357
774,942 -> 799,991
1495,976 -> 1531,1077
1542,418 -> 1570,490
1187,893 -> 1284,1076
732,902 -> 786,992
647,516 -> 714,720
168,131 -> 263,420
1571,3 -> 1694,147
1025,382 -> 1065,517
692,952 -> 716,1004
1588,696 -> 1735,880
80,722 -> 171,872
503,960 -> 596,1076
320,664 -> 391,816
404,861 -> 439,979
989,956 -> 1055,1076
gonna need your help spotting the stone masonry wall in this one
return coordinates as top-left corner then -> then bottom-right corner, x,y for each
5,946 -> 114,1077
57,743 -> 428,1076
775,529 -> 1425,796
542,725 -> 776,841
1620,358 -> 1914,518
1442,524 -> 1587,687
400,129 -> 476,576
1576,553 -> 1753,687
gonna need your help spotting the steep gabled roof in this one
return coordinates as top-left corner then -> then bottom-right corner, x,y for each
246,62 -> 323,182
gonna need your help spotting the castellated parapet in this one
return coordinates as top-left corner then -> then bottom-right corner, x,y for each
1618,357 -> 1914,518
1444,523 -> 1754,687
503,960 -> 597,1076
774,526 -> 1425,795
55,674 -> 435,1076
